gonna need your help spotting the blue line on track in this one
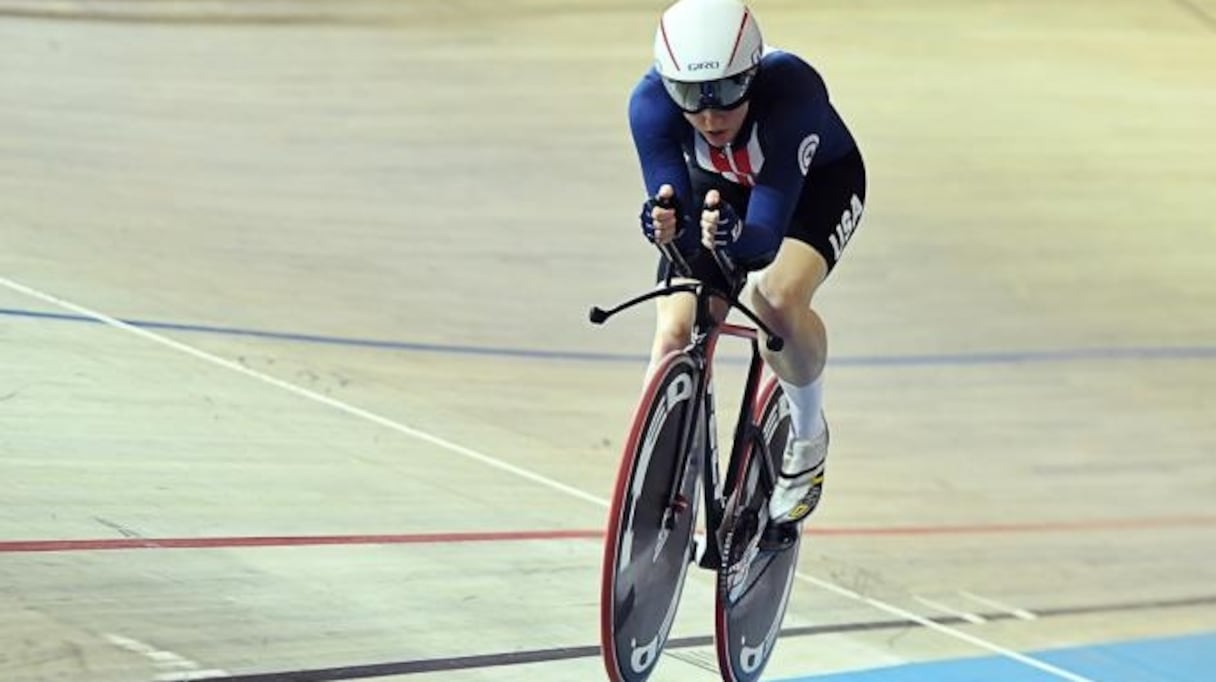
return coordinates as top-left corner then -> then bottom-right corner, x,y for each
3,306 -> 1215,368
776,630 -> 1216,681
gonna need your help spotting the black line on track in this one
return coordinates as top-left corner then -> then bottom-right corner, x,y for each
195,593 -> 1216,681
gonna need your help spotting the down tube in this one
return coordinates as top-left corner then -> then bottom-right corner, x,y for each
723,341 -> 765,499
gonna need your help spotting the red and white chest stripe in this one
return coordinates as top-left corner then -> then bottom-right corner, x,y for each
693,125 -> 765,187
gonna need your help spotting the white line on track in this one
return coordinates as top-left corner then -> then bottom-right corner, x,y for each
105,633 -> 229,681
4,276 -> 1088,682
913,595 -> 987,624
0,276 -> 607,509
959,590 -> 1040,620
798,573 -> 1095,682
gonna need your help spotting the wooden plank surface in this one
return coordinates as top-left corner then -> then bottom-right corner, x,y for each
2,1 -> 1214,680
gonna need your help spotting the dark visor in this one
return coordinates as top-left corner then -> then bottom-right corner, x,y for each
661,67 -> 758,113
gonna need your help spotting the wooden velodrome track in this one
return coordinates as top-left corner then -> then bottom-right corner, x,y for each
2,1 -> 1214,680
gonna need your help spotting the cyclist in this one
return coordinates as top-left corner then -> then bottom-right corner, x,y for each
631,0 -> 867,527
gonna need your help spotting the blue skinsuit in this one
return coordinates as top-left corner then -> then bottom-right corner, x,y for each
628,50 -> 858,262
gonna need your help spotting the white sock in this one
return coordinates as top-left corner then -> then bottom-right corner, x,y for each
779,375 -> 825,440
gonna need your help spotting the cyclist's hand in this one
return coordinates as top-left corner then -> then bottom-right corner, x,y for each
701,190 -> 743,251
640,184 -> 680,245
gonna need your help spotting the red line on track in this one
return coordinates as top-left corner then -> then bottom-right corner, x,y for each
1,515 -> 1213,553
807,514 -> 1216,536
0,529 -> 602,553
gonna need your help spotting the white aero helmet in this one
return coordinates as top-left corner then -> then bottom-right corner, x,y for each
653,0 -> 763,112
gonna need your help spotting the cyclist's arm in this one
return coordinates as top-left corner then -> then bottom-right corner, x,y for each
741,63 -> 832,265
629,73 -> 698,253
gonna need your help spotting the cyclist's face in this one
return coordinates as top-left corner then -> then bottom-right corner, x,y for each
684,102 -> 749,148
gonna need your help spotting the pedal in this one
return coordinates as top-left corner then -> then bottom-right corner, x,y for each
757,522 -> 800,553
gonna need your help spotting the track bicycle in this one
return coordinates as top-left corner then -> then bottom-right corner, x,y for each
592,242 -> 802,682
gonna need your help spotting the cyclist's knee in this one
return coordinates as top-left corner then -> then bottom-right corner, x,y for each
750,241 -> 828,320
653,294 -> 694,358
752,274 -> 814,322
652,320 -> 692,357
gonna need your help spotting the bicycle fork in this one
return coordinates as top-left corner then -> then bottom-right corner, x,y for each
658,345 -> 712,535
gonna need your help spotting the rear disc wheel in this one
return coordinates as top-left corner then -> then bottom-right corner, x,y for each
714,378 -> 802,682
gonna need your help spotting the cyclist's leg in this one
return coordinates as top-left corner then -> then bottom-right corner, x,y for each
751,242 -> 829,428
646,258 -> 730,383
753,245 -> 828,378
647,286 -> 697,382
749,148 -> 867,523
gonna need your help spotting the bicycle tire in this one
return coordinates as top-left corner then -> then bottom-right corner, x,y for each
714,376 -> 802,682
600,351 -> 704,682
